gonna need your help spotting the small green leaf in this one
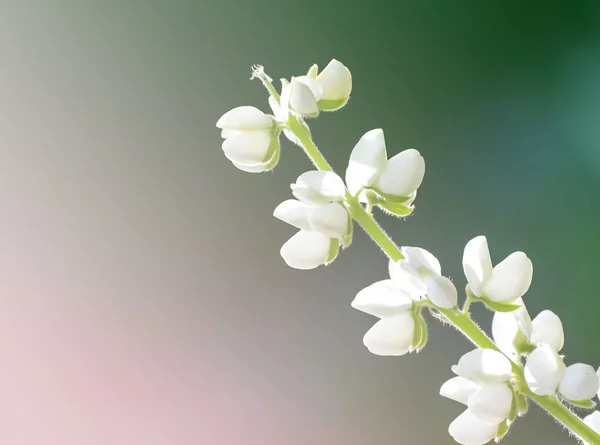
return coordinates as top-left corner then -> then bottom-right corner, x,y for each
494,420 -> 510,442
325,238 -> 340,264
317,98 -> 348,111
516,393 -> 529,416
564,398 -> 597,410
375,200 -> 414,217
482,299 -> 522,313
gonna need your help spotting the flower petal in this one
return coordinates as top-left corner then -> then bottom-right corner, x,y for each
291,170 -> 346,205
448,409 -> 498,445
279,230 -> 331,270
222,130 -> 272,164
491,299 -> 532,361
468,384 -> 513,425
462,236 -> 493,297
273,199 -> 312,231
375,149 -> 425,197
524,344 -> 566,396
401,246 -> 442,276
307,202 -> 349,238
426,275 -> 458,309
440,376 -> 480,405
316,59 -> 352,101
530,310 -> 564,352
294,75 -> 323,101
216,106 -> 273,131
351,280 -> 413,318
288,77 -> 320,117
388,259 -> 427,300
558,363 -> 600,402
584,411 -> 600,440
455,349 -> 512,385
484,251 -> 533,303
345,129 -> 387,196
362,312 -> 415,356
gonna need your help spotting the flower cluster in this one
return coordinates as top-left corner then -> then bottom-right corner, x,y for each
216,59 -> 600,445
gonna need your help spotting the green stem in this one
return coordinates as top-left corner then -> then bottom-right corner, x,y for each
278,85 -> 600,445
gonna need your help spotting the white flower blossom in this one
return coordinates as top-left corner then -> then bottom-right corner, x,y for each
274,171 -> 350,270
462,235 -> 533,304
442,349 -> 514,445
558,363 -> 600,401
216,106 -> 279,172
524,344 -> 566,396
388,246 -> 457,308
345,129 -> 425,201
315,59 -> 352,110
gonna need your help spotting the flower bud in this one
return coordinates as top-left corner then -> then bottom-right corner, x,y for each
374,149 -> 425,199
291,171 -> 346,205
426,275 -> 458,309
558,363 -> 600,401
316,59 -> 352,111
530,310 -> 564,352
279,230 -> 337,270
345,129 -> 387,196
282,76 -> 322,117
216,106 -> 279,172
483,251 -> 533,303
462,236 -> 493,297
524,344 -> 566,396
454,349 -> 512,385
362,311 -> 415,356
448,409 -> 498,445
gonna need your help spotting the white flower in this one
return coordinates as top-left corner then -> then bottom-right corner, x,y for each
274,171 -> 350,270
442,349 -> 514,445
491,298 -> 532,361
315,59 -> 352,110
462,236 -> 533,304
345,129 -> 425,201
388,246 -> 457,308
448,409 -> 499,445
558,363 -> 600,401
524,344 -> 566,396
281,76 -> 323,117
351,277 -> 416,356
584,411 -> 600,445
216,106 -> 279,172
530,310 -> 564,352
598,366 -> 600,401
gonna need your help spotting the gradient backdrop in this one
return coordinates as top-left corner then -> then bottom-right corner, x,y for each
1,1 -> 599,444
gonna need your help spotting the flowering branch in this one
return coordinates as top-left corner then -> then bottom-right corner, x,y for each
216,60 -> 600,445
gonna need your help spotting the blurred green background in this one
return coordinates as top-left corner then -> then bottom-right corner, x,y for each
0,1 -> 598,444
